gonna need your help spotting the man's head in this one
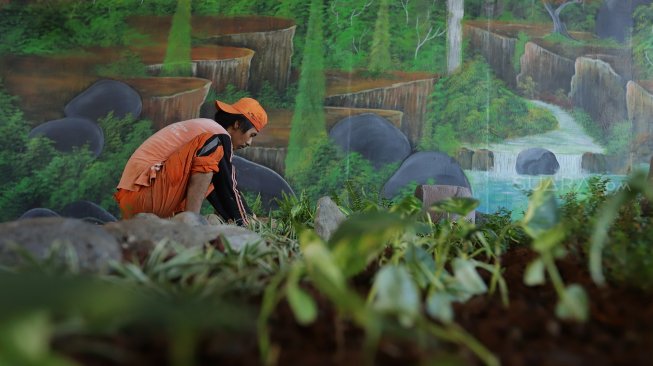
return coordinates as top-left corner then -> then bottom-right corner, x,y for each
214,98 -> 268,150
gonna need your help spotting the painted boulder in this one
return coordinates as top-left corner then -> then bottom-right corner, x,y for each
232,156 -> 295,211
19,208 -> 60,220
329,113 -> 411,169
28,117 -> 104,157
516,148 -> 559,175
64,79 -> 142,122
382,151 -> 470,199
60,201 -> 117,224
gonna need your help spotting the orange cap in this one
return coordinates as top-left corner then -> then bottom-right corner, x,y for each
215,97 -> 268,132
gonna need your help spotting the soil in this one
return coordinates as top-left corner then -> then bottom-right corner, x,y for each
53,245 -> 653,365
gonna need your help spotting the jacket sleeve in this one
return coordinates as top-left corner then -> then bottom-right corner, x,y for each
206,134 -> 251,226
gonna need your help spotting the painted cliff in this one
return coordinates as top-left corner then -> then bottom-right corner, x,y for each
465,25 -> 517,88
517,42 -> 576,95
627,81 -> 653,160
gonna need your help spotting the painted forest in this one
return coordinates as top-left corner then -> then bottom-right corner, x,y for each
1,0 -> 653,365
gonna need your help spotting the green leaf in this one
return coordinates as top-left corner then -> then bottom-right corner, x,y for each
329,212 -> 414,277
430,197 -> 480,216
405,245 -> 436,289
299,230 -> 347,298
531,225 -> 567,253
425,291 -> 455,323
452,258 -> 487,297
555,284 -> 589,322
371,265 -> 420,327
521,179 -> 559,238
287,285 -> 317,325
524,258 -> 545,286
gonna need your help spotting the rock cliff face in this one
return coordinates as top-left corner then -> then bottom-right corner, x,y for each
126,78 -> 212,130
235,147 -> 287,176
517,42 -> 575,95
324,78 -> 436,147
465,26 -> 517,87
570,57 -> 628,131
208,27 -> 296,93
627,81 -> 653,160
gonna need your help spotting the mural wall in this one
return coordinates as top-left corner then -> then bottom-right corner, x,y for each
0,0 -> 652,222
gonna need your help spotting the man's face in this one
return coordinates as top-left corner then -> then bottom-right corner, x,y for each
230,122 -> 258,150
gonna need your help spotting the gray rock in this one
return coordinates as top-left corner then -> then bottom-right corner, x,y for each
0,217 -> 121,273
516,148 -> 559,175
28,117 -> 104,157
581,152 -> 608,174
595,0 -> 651,43
472,149 -> 494,171
19,208 -> 60,220
64,79 -> 142,122
314,196 -> 346,241
382,151 -> 471,199
61,200 -> 117,224
414,184 -> 475,224
171,212 -> 208,226
232,156 -> 295,211
456,148 -> 474,170
328,113 -> 411,169
104,216 -> 264,254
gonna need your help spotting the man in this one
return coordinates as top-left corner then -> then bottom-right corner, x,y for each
114,97 -> 267,226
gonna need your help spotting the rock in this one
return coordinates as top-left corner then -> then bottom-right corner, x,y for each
472,149 -> 494,171
382,151 -> 471,199
414,185 -> 475,224
595,0 -> 651,43
64,79 -> 142,122
18,208 -> 60,220
605,154 -> 631,175
60,201 -> 117,224
314,196 -> 346,241
205,214 -> 226,226
516,148 -> 559,175
171,212 -> 208,226
0,217 -> 121,274
28,117 -> 104,157
328,113 -> 412,169
627,81 -> 653,161
232,156 -> 295,212
517,42 -> 575,96
104,216 -> 264,255
456,148 -> 474,170
581,152 -> 608,174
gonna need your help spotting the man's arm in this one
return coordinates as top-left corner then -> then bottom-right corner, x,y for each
185,172 -> 213,214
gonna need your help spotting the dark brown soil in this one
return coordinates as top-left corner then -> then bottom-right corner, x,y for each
53,246 -> 653,365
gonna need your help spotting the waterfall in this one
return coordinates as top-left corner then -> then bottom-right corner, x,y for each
490,151 -> 584,177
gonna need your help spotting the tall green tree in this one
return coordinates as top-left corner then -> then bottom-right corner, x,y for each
369,0 -> 392,73
284,0 -> 327,181
162,0 -> 192,76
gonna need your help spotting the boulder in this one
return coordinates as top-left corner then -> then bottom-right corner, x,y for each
60,201 -> 117,224
171,211 -> 209,227
382,151 -> 470,199
472,149 -> 494,171
232,156 -> 295,211
104,215 -> 264,255
64,79 -> 142,122
456,148 -> 474,170
18,208 -> 60,220
0,217 -> 121,273
314,196 -> 346,241
581,152 -> 608,174
28,117 -> 104,157
414,184 -> 475,224
328,113 -> 411,169
516,148 -> 559,175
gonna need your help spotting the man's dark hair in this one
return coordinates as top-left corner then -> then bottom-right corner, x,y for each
215,110 -> 254,133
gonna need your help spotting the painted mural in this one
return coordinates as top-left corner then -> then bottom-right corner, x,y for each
0,0 -> 652,222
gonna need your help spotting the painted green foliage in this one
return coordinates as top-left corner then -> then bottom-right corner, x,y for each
284,0 -> 327,180
369,0 -> 391,73
420,58 -> 558,153
162,0 -> 192,77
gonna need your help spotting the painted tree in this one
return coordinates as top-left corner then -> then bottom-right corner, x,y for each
369,0 -> 391,73
161,0 -> 192,76
284,0 -> 327,179
542,0 -> 584,38
447,0 -> 464,74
